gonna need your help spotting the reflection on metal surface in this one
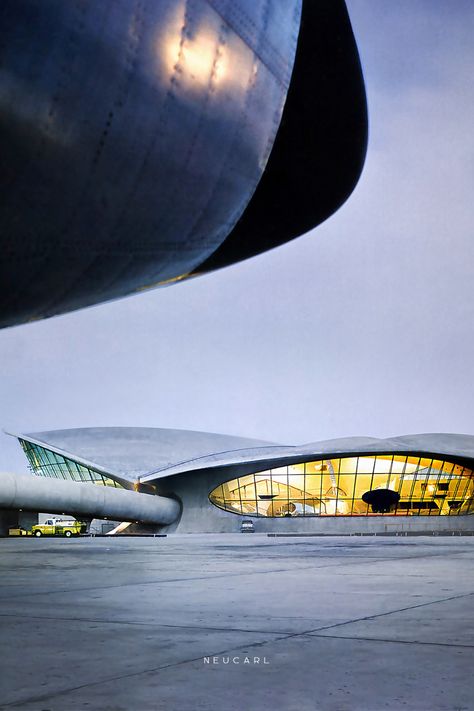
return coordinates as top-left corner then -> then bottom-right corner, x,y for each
0,1 -> 369,328
166,27 -> 224,86
135,272 -> 191,291
1,0 -> 306,327
161,3 -> 255,91
0,73 -> 72,147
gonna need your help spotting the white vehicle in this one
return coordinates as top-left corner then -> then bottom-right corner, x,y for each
240,519 -> 255,533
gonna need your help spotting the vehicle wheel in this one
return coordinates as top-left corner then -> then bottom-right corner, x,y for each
64,530 -> 72,537
34,530 -> 42,537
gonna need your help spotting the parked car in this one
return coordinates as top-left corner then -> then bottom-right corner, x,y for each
240,519 -> 255,533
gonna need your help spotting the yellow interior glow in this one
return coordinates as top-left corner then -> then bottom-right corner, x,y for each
209,455 -> 474,518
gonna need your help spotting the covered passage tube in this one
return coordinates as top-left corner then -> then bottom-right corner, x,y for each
0,472 -> 180,525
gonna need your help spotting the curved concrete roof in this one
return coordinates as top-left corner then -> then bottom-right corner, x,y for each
9,428 -> 474,485
9,427 -> 279,482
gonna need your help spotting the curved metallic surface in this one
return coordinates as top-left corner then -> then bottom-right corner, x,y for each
0,471 -> 180,524
0,0 -> 368,328
195,0 -> 368,273
0,0 -> 301,326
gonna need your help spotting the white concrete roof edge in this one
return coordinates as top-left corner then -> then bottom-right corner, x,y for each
4,430 -> 133,487
5,428 -> 474,486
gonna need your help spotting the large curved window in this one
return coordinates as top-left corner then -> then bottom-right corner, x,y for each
209,455 -> 474,517
19,440 -> 122,488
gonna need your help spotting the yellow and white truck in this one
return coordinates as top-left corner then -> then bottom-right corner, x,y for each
30,518 -> 86,537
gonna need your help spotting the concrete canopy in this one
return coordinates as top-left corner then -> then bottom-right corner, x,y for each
9,428 -> 474,485
9,427 -> 280,483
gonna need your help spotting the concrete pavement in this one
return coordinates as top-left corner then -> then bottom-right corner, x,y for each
0,534 -> 473,710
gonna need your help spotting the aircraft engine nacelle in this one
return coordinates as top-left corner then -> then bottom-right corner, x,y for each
0,0 -> 367,327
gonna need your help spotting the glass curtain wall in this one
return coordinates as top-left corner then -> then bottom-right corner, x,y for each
19,439 -> 123,488
209,455 -> 474,517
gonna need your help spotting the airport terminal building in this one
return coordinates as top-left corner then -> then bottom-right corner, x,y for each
3,428 -> 474,534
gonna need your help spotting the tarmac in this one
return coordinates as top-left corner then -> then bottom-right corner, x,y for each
0,534 -> 473,711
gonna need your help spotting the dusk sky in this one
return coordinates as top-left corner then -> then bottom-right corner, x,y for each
1,0 -> 473,473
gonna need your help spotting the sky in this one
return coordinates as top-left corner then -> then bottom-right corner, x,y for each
1,0 -> 473,474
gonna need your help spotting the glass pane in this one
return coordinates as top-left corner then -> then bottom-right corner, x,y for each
208,456 -> 474,518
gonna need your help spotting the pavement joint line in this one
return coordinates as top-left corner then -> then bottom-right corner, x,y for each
4,591 -> 474,708
0,559 -> 395,601
0,633 -> 293,709
0,612 -> 287,636
2,588 -> 473,706
305,632 -> 474,649
294,590 -> 474,636
0,568 -> 330,601
1,549 -> 467,601
7,586 -> 474,711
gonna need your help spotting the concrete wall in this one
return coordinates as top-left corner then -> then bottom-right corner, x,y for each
0,509 -> 38,536
155,467 -> 474,534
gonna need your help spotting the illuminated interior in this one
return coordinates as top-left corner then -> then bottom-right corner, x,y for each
20,440 -> 123,488
209,455 -> 474,517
